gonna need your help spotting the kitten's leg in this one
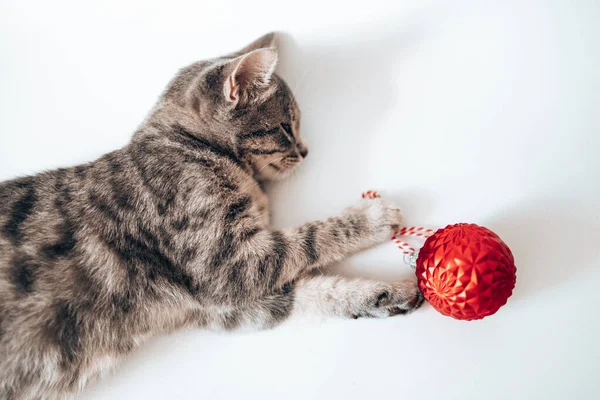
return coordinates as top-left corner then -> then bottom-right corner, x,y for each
202,276 -> 423,331
292,275 -> 424,319
234,198 -> 404,292
276,198 -> 405,283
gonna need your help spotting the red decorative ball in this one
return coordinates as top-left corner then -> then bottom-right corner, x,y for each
415,223 -> 516,321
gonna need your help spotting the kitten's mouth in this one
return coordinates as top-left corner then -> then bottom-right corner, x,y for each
263,155 -> 303,178
278,155 -> 302,170
256,153 -> 304,179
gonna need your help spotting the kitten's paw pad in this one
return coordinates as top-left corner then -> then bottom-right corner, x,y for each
375,291 -> 391,308
355,281 -> 424,318
386,280 -> 424,316
387,292 -> 425,316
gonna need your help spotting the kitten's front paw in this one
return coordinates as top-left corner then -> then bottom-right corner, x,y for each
385,281 -> 425,316
351,198 -> 404,244
354,280 -> 425,318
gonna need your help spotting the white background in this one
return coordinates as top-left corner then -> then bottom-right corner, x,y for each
1,1 -> 599,399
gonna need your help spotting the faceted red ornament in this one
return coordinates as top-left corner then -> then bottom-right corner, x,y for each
415,223 -> 516,321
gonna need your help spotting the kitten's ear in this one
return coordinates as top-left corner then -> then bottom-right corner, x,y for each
228,32 -> 277,58
223,48 -> 278,105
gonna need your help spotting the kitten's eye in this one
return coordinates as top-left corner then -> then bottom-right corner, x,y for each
280,123 -> 293,135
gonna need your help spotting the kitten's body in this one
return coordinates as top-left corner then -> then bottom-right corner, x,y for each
0,34 -> 423,399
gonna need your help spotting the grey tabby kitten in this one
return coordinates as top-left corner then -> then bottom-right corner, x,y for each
0,33 -> 424,399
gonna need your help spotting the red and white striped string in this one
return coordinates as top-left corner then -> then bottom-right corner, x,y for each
361,190 -> 435,255
391,227 -> 434,255
361,190 -> 381,200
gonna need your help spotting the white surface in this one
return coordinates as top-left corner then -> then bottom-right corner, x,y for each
1,1 -> 599,399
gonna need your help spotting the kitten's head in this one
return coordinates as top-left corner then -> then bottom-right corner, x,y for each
163,33 -> 307,181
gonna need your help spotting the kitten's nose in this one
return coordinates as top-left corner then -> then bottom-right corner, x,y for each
298,146 -> 308,158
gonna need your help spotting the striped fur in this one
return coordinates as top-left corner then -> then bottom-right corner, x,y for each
0,33 -> 423,399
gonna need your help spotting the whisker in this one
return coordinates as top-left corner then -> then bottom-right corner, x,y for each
258,156 -> 284,174
235,156 -> 285,194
